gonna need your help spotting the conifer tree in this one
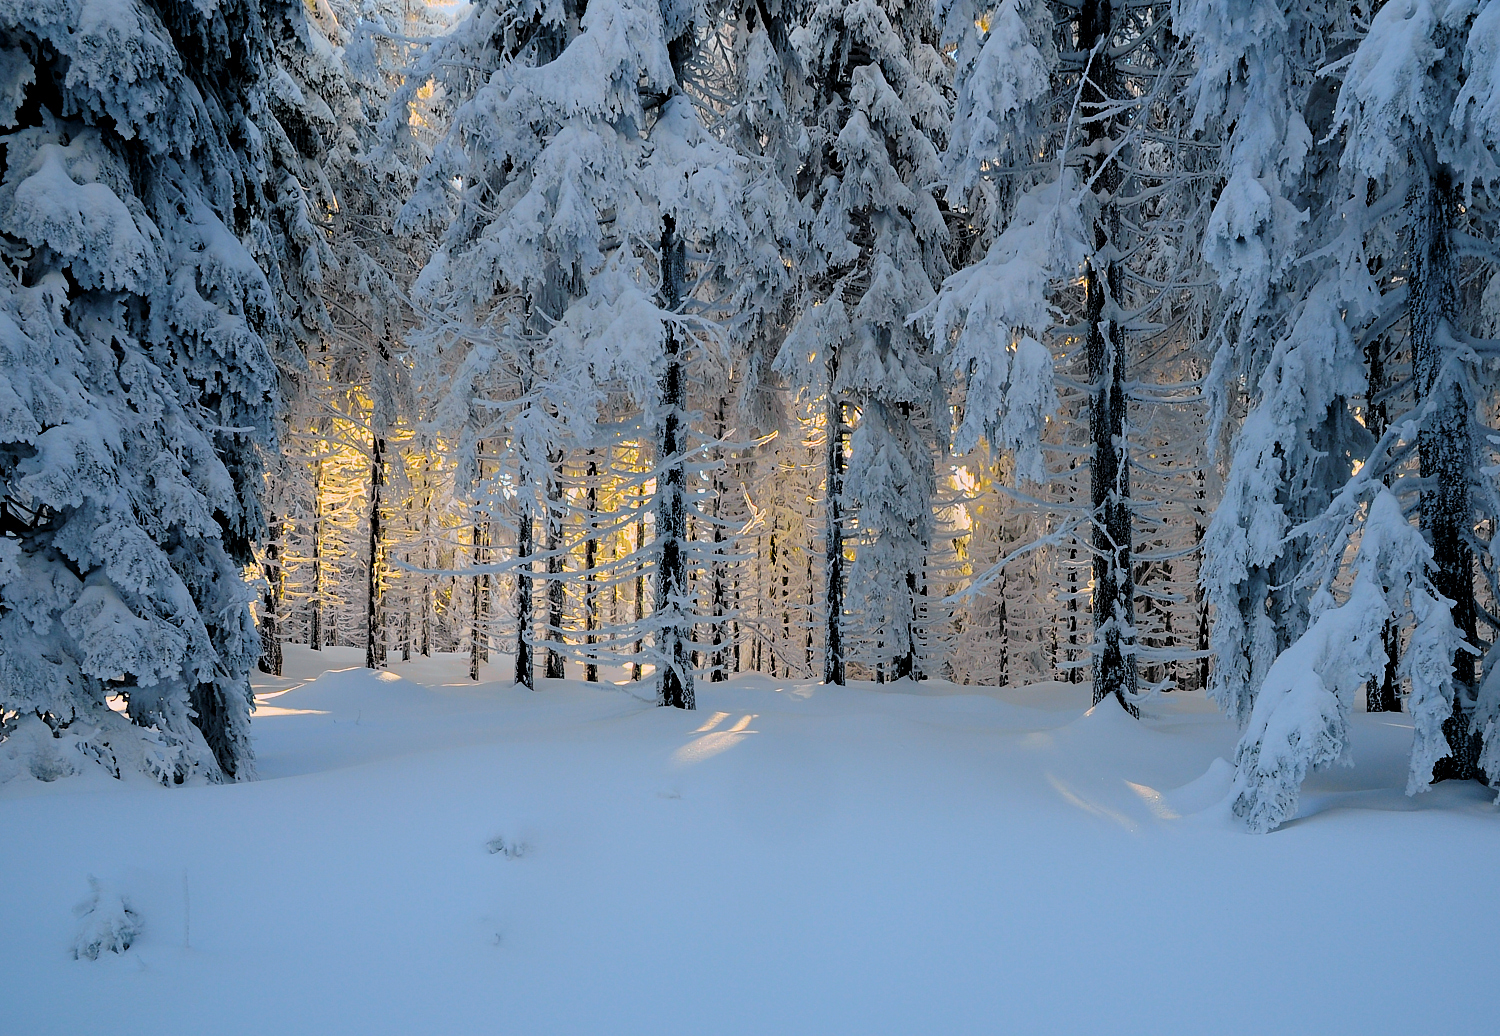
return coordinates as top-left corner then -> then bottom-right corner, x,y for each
777,0 -> 950,682
0,0 -> 329,781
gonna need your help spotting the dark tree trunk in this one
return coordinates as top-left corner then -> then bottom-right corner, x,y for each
420,455 -> 433,657
545,454 -> 566,680
1194,467 -> 1210,691
1413,166 -> 1482,781
996,570 -> 1009,687
825,391 -> 847,684
710,399 -> 730,683
470,515 -> 490,682
310,459 -> 324,650
585,454 -> 600,683
1080,0 -> 1137,716
632,483 -> 646,682
515,495 -> 534,688
655,215 -> 694,709
1363,299 -> 1403,712
366,434 -> 387,671
258,510 -> 283,676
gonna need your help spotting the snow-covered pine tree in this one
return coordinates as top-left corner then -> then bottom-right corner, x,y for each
1223,0 -> 1500,828
1183,1 -> 1371,727
0,0 -> 329,782
922,0 -> 1206,708
403,0 -> 794,705
776,0 -> 951,683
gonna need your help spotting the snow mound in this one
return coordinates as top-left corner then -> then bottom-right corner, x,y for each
263,668 -> 441,718
1163,757 -> 1235,816
1053,698 -> 1171,751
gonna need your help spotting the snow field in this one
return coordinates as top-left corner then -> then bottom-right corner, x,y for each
2,646 -> 1497,1035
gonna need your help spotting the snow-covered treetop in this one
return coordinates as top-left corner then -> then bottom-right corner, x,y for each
1333,0 -> 1500,187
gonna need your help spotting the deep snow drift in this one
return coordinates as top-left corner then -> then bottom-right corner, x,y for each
2,647 -> 1496,1035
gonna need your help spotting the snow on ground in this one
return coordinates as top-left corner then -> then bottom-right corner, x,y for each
3,647 -> 1497,1035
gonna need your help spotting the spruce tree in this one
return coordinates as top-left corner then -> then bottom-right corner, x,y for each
0,0 -> 328,782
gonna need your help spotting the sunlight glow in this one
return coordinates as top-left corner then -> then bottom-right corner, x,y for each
1046,773 -> 1138,832
695,711 -> 732,732
1124,780 -> 1180,821
673,714 -> 759,766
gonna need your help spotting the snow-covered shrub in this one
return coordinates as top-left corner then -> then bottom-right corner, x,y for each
72,878 -> 142,960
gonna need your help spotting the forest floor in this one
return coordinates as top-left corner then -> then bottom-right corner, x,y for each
2,647 -> 1497,1035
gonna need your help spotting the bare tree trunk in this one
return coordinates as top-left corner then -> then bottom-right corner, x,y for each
1364,304 -> 1402,712
515,493 -> 534,688
471,442 -> 490,683
1414,164 -> 1482,780
310,458 -> 324,651
545,453 -> 567,680
632,483 -> 646,683
805,494 -> 815,676
825,387 -> 847,684
366,434 -> 387,671
1080,0 -> 1138,717
258,509 -> 283,676
655,215 -> 694,709
710,404 -> 729,682
585,453 -> 600,683
421,454 -> 433,657
996,570 -> 1009,687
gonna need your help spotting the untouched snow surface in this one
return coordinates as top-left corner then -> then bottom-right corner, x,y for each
3,647 -> 1497,1034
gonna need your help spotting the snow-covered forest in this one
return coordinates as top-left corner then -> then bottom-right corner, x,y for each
4,0 -> 1500,1030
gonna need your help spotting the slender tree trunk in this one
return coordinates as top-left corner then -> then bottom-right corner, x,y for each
632,484 -> 646,682
259,509 -> 283,676
366,434 -> 387,671
804,493 -> 815,676
401,587 -> 412,662
997,570 -> 1009,687
1193,467 -> 1210,691
310,458 -> 324,650
655,215 -> 694,709
585,453 -> 600,683
1066,545 -> 1079,683
421,455 -> 433,657
1364,312 -> 1402,712
1413,165 -> 1482,781
710,400 -> 729,682
545,453 -> 566,680
515,494 -> 534,688
753,528 -> 764,673
1080,0 -> 1138,717
471,517 -> 490,682
825,384 -> 847,684
471,441 -> 490,683
769,518 -> 782,679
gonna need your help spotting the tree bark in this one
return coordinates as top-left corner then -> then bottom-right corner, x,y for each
1364,307 -> 1402,712
585,453 -> 600,683
1413,165 -> 1482,781
655,215 -> 694,709
710,398 -> 730,682
366,434 -> 387,671
632,481 -> 646,682
825,391 -> 847,684
545,453 -> 566,680
1080,0 -> 1138,717
258,509 -> 283,676
515,494 -> 534,688
310,458 -> 324,650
